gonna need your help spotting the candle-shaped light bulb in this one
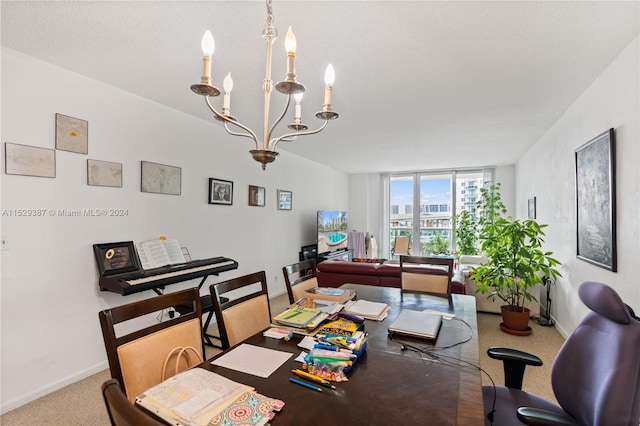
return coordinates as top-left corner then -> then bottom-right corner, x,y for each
285,26 -> 297,80
201,31 -> 215,57
223,72 -> 233,112
285,26 -> 297,54
323,64 -> 335,108
223,73 -> 233,92
294,92 -> 304,120
201,31 -> 215,83
324,64 -> 335,86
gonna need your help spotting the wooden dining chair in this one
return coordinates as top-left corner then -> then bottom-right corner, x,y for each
209,271 -> 272,349
282,258 -> 318,303
392,236 -> 410,257
98,288 -> 204,402
399,255 -> 454,305
101,378 -> 167,426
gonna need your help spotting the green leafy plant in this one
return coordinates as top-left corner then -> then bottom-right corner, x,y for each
454,209 -> 479,255
476,182 -> 507,249
431,235 -> 450,254
472,215 -> 562,311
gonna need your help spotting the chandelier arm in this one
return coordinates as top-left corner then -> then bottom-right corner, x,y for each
272,119 -> 329,150
267,94 -> 292,146
223,122 -> 260,146
204,97 -> 260,149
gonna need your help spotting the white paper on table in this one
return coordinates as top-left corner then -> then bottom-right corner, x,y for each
295,351 -> 308,363
211,343 -> 293,378
297,336 -> 317,350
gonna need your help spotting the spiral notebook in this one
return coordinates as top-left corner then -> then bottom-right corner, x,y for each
387,309 -> 442,340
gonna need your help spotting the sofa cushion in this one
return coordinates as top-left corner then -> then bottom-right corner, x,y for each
317,261 -> 380,276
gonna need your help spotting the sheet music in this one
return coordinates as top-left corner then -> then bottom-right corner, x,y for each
136,239 -> 186,270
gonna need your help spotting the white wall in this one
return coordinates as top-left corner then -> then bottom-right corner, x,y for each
0,48 -> 349,412
516,35 -> 639,336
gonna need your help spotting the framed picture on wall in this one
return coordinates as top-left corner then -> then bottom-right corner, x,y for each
575,128 -> 616,271
528,197 -> 536,219
140,161 -> 181,195
277,190 -> 292,210
248,185 -> 265,207
209,178 -> 233,205
55,113 -> 88,154
5,143 -> 56,178
87,159 -> 122,187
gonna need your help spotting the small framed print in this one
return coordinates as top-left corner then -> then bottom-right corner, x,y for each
56,113 -> 88,154
528,197 -> 536,219
87,159 -> 122,187
277,190 -> 292,210
140,161 -> 181,195
249,185 -> 265,207
209,178 -> 233,205
5,142 -> 56,178
92,241 -> 141,277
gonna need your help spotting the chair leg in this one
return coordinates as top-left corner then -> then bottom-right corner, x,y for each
202,309 -> 223,349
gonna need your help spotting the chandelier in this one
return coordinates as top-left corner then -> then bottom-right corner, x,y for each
191,0 -> 339,170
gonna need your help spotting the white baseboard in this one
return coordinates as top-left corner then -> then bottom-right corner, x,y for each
0,361 -> 108,415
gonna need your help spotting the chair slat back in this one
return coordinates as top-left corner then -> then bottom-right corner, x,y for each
399,256 -> 454,304
99,288 -> 204,402
210,271 -> 271,349
282,259 -> 318,303
392,236 -> 410,256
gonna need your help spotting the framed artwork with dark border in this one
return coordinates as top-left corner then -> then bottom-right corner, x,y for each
209,178 -> 233,205
528,197 -> 536,219
87,159 -> 122,187
277,189 -> 292,210
5,142 -> 56,178
575,128 -> 616,271
56,113 -> 88,154
140,161 -> 181,195
248,185 -> 265,207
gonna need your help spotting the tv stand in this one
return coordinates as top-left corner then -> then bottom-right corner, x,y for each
317,249 -> 353,263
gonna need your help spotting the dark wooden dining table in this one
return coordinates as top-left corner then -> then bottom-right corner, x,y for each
201,284 -> 485,425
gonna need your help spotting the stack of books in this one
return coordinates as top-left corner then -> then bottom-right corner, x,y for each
272,306 -> 327,332
344,299 -> 389,321
302,287 -> 357,304
136,368 -> 284,426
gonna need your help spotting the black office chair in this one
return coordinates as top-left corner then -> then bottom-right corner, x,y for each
483,281 -> 640,425
101,379 -> 167,426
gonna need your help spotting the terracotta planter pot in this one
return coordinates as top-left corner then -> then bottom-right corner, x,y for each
500,305 -> 531,334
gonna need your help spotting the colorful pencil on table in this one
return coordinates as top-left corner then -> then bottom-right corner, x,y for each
289,377 -> 323,392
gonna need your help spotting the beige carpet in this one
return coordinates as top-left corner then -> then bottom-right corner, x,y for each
0,295 -> 564,425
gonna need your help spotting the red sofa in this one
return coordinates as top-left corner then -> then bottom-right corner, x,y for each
316,260 -> 465,294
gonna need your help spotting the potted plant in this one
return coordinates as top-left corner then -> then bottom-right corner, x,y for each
454,209 -> 479,256
472,183 -> 561,335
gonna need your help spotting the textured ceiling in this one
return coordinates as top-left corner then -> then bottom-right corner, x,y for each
2,1 -> 638,174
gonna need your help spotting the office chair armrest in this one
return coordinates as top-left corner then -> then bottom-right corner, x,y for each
487,347 -> 543,390
516,407 -> 580,426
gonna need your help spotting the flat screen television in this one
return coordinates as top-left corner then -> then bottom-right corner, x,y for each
317,210 -> 349,254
